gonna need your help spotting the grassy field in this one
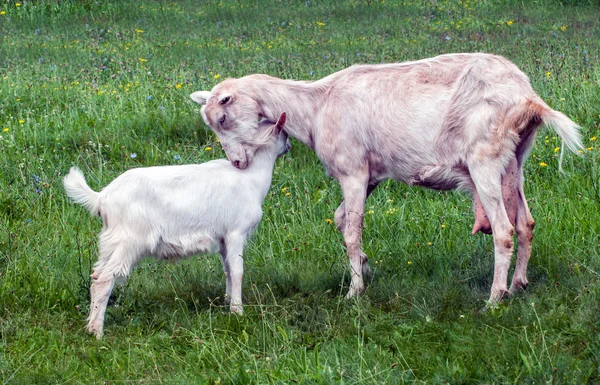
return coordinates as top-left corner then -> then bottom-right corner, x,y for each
1,0 -> 599,383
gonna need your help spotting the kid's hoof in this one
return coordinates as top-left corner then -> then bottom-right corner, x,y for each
230,305 -> 244,315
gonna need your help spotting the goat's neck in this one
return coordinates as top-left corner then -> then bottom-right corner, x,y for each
241,75 -> 326,149
243,150 -> 278,200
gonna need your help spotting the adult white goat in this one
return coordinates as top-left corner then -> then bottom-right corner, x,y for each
64,114 -> 289,338
190,53 -> 582,306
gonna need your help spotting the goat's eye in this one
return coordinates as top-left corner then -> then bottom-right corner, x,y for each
219,114 -> 226,125
219,96 -> 231,105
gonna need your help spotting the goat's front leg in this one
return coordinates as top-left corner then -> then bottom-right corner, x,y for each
218,240 -> 232,303
338,170 -> 370,299
334,183 -> 379,278
223,232 -> 245,314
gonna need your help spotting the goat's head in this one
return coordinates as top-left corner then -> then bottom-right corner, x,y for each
191,79 -> 265,169
255,112 -> 290,158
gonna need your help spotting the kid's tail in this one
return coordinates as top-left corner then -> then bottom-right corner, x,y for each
63,167 -> 101,215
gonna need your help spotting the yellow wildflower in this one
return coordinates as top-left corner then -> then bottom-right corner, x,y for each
560,25 -> 567,31
205,147 -> 212,151
546,71 -> 551,77
281,187 -> 287,193
587,147 -> 593,151
3,128 -> 8,132
0,11 -> 6,15
15,3 -> 21,6
136,29 -> 143,33
407,261 -> 412,265
285,192 -> 291,197
325,218 -> 333,225
591,136 -> 597,141
316,22 -> 325,26
539,162 -> 548,167
506,20 -> 513,26
175,83 -> 183,89
441,224 -> 446,229
214,74 -> 220,79
18,119 -> 24,124
138,58 -> 147,62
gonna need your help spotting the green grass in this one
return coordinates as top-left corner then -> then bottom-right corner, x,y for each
1,0 -> 599,383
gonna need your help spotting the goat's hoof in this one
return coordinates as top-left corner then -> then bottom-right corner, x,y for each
88,326 -> 103,339
508,281 -> 528,296
481,290 -> 508,312
230,305 -> 243,315
345,284 -> 365,299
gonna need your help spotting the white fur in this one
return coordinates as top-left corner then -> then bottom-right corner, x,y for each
64,118 -> 288,338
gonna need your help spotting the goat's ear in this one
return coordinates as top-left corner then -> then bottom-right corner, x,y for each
275,112 -> 286,134
190,91 -> 212,105
218,93 -> 233,106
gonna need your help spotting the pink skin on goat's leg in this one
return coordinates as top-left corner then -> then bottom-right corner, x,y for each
472,156 -> 519,235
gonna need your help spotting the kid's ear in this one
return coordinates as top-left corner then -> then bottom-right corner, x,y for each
190,91 -> 212,105
275,112 -> 286,134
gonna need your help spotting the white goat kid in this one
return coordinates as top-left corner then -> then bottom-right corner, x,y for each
64,114 -> 288,338
190,53 -> 583,306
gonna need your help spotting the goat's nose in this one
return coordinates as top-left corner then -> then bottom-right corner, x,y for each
232,160 -> 241,169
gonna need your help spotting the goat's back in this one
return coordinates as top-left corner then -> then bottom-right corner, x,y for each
314,53 -> 557,183
99,162 -> 265,236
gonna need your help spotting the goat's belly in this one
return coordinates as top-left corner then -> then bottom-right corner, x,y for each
152,234 -> 216,260
410,175 -> 461,190
381,163 -> 470,191
409,163 -> 471,191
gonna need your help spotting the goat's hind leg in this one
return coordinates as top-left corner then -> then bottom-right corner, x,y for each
88,241 -> 137,338
509,166 -> 535,295
472,156 -> 519,235
469,159 -> 516,305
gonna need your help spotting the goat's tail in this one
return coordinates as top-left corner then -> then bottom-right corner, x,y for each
537,101 -> 583,155
63,167 -> 101,216
537,98 -> 583,172
510,98 -> 583,172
